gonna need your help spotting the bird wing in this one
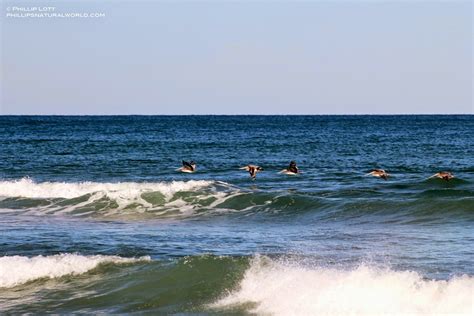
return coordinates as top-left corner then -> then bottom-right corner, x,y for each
182,160 -> 193,169
249,168 -> 256,178
288,166 -> 298,173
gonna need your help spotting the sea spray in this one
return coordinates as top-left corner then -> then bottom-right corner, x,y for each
214,255 -> 474,315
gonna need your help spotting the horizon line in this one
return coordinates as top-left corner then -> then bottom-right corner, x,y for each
0,113 -> 472,116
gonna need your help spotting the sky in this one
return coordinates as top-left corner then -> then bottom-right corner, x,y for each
1,0 -> 472,115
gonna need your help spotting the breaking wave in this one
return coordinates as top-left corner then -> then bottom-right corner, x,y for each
0,178 -> 214,199
0,178 -> 472,221
0,254 -> 150,288
0,178 -> 239,218
1,254 -> 472,314
214,256 -> 474,315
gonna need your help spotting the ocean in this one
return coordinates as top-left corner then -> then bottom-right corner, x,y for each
0,115 -> 472,314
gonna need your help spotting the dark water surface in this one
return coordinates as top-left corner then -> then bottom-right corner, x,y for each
0,116 -> 473,314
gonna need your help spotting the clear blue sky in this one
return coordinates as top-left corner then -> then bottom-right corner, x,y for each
1,0 -> 472,114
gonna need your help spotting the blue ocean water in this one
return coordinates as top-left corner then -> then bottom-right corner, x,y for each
0,115 -> 473,314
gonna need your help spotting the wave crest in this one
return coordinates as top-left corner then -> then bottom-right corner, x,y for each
0,178 -> 214,199
0,253 -> 151,288
214,256 -> 474,315
0,178 -> 235,218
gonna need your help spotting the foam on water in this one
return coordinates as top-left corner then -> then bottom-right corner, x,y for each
215,256 -> 474,315
0,178 -> 234,217
0,178 -> 214,199
0,254 -> 151,288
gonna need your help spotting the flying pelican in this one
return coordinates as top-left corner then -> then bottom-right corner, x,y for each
178,160 -> 196,173
429,171 -> 454,181
367,169 -> 389,180
240,165 -> 263,179
279,161 -> 299,175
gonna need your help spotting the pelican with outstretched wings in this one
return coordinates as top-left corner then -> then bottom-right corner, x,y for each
428,171 -> 454,181
366,169 -> 389,180
240,165 -> 263,179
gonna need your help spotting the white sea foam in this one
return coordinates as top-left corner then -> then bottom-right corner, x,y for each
0,178 -> 214,199
0,178 -> 227,216
215,256 -> 474,315
0,254 -> 151,288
